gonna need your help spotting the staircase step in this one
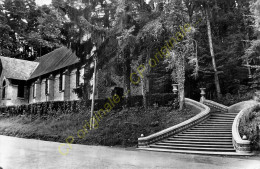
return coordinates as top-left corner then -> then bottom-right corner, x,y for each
221,114 -> 237,116
207,120 -> 234,123
168,138 -> 232,142
195,125 -> 232,127
200,124 -> 233,126
179,133 -> 231,137
211,114 -> 235,117
204,122 -> 233,125
199,122 -> 233,125
190,128 -> 232,132
155,142 -> 234,148
212,114 -> 237,117
183,131 -> 232,134
188,130 -> 232,133
194,126 -> 232,128
197,125 -> 232,127
150,145 -> 235,152
206,119 -> 234,122
202,121 -> 233,124
139,148 -> 254,156
209,119 -> 234,121
162,140 -> 232,145
207,119 -> 234,122
207,118 -> 232,120
193,128 -> 232,131
210,116 -> 235,119
173,135 -> 232,139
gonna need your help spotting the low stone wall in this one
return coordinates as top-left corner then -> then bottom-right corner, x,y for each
232,103 -> 259,154
138,98 -> 210,148
228,100 -> 257,113
204,99 -> 228,113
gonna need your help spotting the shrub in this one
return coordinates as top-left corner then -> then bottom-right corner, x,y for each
0,93 -> 178,118
239,106 -> 260,151
213,90 -> 255,106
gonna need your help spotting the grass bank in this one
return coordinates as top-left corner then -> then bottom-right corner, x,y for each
0,105 -> 200,147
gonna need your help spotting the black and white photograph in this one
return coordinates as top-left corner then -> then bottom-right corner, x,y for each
0,0 -> 260,168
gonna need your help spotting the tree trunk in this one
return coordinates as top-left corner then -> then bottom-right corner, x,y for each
124,58 -> 131,107
83,64 -> 90,100
141,77 -> 147,109
206,5 -> 222,99
141,65 -> 149,109
141,56 -> 149,109
176,53 -> 185,111
90,58 -> 97,129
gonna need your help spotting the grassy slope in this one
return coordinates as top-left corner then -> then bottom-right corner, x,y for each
0,105 -> 200,147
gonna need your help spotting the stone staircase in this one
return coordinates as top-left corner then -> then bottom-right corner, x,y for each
143,111 -> 240,155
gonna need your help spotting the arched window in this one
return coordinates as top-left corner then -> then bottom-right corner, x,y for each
2,80 -> 6,99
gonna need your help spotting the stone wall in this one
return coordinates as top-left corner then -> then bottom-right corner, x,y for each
69,68 -> 79,101
53,73 -> 64,101
96,70 -> 142,99
0,77 -> 29,106
28,66 -> 83,104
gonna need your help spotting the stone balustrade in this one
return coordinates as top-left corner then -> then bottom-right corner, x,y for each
232,103 -> 259,154
203,99 -> 229,113
138,98 -> 210,148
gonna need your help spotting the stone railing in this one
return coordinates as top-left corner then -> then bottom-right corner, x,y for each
232,103 -> 259,154
138,98 -> 210,148
203,99 -> 229,113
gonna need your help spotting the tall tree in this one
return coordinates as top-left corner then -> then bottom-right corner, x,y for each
205,2 -> 221,99
0,0 -> 64,60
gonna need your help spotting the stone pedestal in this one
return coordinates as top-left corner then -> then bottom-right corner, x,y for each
47,75 -> 54,101
172,84 -> 178,94
35,78 -> 41,103
63,69 -> 70,101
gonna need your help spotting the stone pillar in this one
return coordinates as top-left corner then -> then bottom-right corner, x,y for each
64,69 -> 70,101
83,64 -> 90,100
35,78 -> 41,103
80,64 -> 85,85
47,74 -> 54,101
5,79 -> 12,100
200,88 -> 206,103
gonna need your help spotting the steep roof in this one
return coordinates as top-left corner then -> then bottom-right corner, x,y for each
29,47 -> 80,79
0,56 -> 39,81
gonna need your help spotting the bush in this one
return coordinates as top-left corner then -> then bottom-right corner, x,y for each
0,93 -> 178,118
147,93 -> 177,106
239,106 -> 260,151
213,90 -> 255,106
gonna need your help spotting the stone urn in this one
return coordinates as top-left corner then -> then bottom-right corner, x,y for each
172,84 -> 178,94
200,88 -> 206,103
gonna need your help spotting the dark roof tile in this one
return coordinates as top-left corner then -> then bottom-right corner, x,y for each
0,56 -> 39,81
29,47 -> 80,79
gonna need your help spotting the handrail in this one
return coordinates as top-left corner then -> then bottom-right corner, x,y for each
203,99 -> 228,113
138,98 -> 210,148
